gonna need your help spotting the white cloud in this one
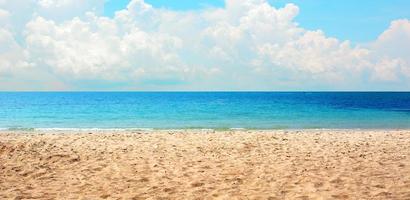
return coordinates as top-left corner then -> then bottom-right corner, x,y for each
0,8 -> 9,23
255,30 -> 370,78
371,58 -> 402,82
0,28 -> 34,89
372,19 -> 410,60
36,0 -> 104,21
369,19 -> 410,83
0,0 -> 410,90
0,29 -> 18,76
24,15 -> 186,81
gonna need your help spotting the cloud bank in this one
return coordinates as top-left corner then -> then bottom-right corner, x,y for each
0,0 -> 410,90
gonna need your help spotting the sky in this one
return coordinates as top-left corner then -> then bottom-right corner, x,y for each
105,0 -> 410,42
1,0 -> 410,91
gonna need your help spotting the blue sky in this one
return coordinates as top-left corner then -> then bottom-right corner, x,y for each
105,0 -> 410,43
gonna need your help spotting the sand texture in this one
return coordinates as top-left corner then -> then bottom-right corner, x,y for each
1,130 -> 410,199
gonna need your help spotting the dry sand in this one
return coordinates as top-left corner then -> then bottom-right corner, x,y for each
0,130 -> 409,199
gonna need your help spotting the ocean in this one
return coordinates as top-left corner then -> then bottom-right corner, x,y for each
0,92 -> 409,130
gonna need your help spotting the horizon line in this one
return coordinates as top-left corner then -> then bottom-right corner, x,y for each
1,90 -> 410,93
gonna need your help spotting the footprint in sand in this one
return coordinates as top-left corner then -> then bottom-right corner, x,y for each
191,182 -> 204,187
139,177 -> 149,182
163,187 -> 176,194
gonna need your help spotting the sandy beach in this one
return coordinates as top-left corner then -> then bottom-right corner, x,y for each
0,130 -> 409,199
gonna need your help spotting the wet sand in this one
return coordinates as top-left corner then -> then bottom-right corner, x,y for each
1,130 -> 409,199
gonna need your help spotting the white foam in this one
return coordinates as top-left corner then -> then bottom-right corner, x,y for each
3,127 -> 155,132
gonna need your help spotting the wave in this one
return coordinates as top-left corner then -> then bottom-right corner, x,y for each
1,127 -> 248,131
1,126 -> 407,132
1,127 -> 252,131
0,127 -> 155,131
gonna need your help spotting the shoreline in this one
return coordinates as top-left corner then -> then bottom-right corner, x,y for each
1,130 -> 409,199
1,127 -> 410,132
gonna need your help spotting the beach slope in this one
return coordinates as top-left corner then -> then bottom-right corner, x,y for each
1,130 -> 409,199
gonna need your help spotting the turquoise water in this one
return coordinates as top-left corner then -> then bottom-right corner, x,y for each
0,92 -> 409,130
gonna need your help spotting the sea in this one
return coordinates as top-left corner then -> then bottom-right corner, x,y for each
0,92 -> 409,130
